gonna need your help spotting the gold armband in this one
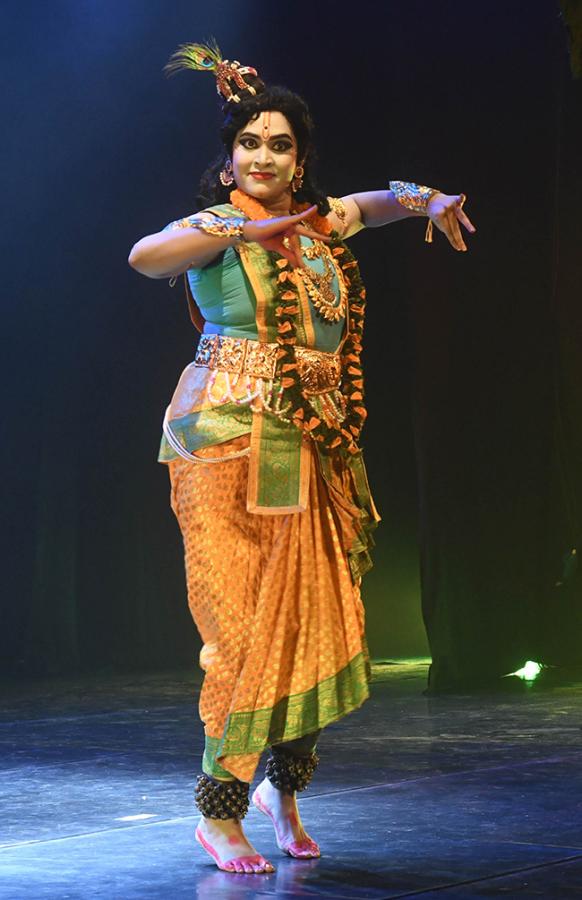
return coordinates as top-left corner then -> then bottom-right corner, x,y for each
328,196 -> 347,222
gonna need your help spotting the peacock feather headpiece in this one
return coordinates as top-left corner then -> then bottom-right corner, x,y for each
165,39 -> 259,103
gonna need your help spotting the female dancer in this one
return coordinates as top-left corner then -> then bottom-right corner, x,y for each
128,41 -> 475,875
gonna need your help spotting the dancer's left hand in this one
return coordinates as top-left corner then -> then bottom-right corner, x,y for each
427,193 -> 476,251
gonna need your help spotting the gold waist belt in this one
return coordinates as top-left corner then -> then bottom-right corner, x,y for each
194,333 -> 342,396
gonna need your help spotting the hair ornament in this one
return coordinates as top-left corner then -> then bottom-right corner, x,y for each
165,39 -> 259,103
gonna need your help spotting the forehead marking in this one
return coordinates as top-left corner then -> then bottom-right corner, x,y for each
261,111 -> 271,141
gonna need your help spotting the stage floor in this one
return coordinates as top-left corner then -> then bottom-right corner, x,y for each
2,660 -> 582,898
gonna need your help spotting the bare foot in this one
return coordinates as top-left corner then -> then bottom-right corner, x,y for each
252,778 -> 320,858
195,816 -> 275,874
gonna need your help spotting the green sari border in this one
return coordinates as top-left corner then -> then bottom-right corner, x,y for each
202,650 -> 371,778
203,739 -> 236,780
248,408 -> 307,511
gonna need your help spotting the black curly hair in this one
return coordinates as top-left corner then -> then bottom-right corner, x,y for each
195,75 -> 330,216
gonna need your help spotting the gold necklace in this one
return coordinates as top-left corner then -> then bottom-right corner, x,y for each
302,242 -> 323,260
296,239 -> 347,323
228,192 -> 345,323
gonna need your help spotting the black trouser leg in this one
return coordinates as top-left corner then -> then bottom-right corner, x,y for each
265,730 -> 322,794
271,729 -> 322,757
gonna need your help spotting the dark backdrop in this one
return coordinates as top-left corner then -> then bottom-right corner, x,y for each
2,1 -> 581,689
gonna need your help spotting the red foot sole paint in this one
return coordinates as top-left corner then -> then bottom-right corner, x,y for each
195,826 -> 275,873
251,789 -> 321,858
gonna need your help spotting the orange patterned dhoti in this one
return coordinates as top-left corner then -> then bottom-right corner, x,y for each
168,434 -> 375,784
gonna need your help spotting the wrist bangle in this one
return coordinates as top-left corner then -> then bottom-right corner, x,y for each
389,180 -> 439,215
195,216 -> 246,244
167,214 -> 247,244
389,181 -> 440,243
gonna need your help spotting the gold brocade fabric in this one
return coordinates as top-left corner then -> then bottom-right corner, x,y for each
168,434 -> 370,783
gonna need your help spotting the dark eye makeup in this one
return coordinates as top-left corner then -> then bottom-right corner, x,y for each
239,136 -> 294,152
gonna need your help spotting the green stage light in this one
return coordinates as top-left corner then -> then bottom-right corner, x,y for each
512,660 -> 543,681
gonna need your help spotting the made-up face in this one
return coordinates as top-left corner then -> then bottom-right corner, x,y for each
232,110 -> 299,204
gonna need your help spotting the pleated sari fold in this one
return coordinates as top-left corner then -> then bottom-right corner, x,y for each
168,433 -> 376,783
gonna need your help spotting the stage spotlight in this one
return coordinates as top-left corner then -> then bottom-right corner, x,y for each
510,660 -> 543,681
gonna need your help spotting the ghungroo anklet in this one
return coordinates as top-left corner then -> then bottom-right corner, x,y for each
265,748 -> 319,795
194,774 -> 250,820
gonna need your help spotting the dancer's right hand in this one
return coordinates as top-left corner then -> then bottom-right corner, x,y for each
243,205 -> 331,268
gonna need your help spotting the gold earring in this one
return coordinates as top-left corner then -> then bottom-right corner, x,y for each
219,158 -> 234,186
292,165 -> 304,192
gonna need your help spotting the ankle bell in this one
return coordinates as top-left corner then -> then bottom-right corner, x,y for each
194,773 -> 250,820
265,747 -> 319,795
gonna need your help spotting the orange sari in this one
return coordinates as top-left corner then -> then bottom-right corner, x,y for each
168,433 -> 376,783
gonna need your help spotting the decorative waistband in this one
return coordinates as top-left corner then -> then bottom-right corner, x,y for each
194,333 -> 342,396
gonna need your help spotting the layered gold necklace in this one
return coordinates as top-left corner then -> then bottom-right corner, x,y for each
296,237 -> 347,323
229,189 -> 346,324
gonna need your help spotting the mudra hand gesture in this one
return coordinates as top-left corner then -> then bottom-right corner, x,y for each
242,205 -> 331,268
426,192 -> 476,252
